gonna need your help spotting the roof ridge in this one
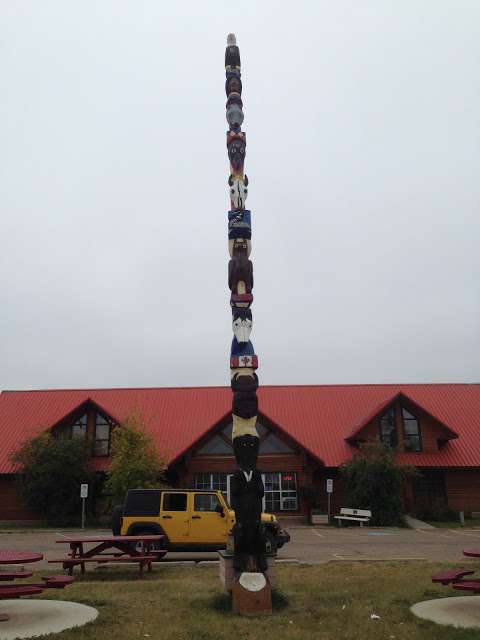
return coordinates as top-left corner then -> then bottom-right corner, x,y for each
2,382 -> 480,394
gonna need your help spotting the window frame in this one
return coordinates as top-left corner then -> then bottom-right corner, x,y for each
379,406 -> 397,449
93,413 -> 112,457
401,407 -> 422,452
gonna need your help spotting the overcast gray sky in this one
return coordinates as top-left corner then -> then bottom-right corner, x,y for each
1,1 -> 479,390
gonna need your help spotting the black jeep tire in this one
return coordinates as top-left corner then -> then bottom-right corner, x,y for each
111,505 -> 123,536
130,529 -> 166,554
265,530 -> 278,554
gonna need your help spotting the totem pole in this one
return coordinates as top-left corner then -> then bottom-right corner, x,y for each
225,34 -> 267,574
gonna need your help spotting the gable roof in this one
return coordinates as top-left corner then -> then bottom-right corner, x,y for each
346,391 -> 459,442
0,383 -> 479,473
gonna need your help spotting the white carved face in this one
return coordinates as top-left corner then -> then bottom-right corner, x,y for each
232,316 -> 253,343
229,176 -> 248,210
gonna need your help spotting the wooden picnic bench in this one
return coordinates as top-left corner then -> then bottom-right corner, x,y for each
49,534 -> 165,576
334,508 -> 371,527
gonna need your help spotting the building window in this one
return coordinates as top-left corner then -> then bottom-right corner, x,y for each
194,473 -> 228,497
71,414 -> 87,439
402,408 -> 421,452
93,414 -> 111,457
264,472 -> 298,512
379,407 -> 397,449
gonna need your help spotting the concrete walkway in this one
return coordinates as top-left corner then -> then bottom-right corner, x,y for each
405,515 -> 435,530
411,596 -> 480,629
0,600 -> 98,639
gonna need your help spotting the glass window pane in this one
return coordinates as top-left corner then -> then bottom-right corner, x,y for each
163,493 -> 187,511
194,494 -> 220,512
94,440 -> 109,456
72,423 -> 87,439
95,423 -> 110,440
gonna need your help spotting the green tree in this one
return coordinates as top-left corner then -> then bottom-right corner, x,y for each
340,442 -> 415,526
105,407 -> 167,505
12,432 -> 93,526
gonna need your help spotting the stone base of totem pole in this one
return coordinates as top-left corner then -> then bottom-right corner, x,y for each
218,551 -> 275,615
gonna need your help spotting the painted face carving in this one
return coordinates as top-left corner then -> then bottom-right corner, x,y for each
226,104 -> 244,132
225,70 -> 242,95
229,237 -> 251,258
231,370 -> 259,392
228,175 -> 248,210
233,434 -> 259,470
232,308 -> 253,343
227,132 -> 246,174
233,390 -> 258,419
228,256 -> 253,294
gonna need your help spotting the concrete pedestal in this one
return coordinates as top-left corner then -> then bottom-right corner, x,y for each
218,551 -> 276,592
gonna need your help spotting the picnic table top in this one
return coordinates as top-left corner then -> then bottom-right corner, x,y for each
0,550 -> 43,564
463,548 -> 480,558
56,534 -> 164,544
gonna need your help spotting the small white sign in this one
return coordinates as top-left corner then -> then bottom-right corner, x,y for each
326,479 -> 333,494
80,484 -> 89,499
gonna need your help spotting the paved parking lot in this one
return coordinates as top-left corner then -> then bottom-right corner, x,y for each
1,525 -> 480,570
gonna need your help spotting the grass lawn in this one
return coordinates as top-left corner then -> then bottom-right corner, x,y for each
426,518 -> 480,529
19,561 -> 480,640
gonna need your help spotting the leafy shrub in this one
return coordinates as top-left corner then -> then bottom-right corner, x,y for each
104,407 -> 167,505
340,442 -> 415,526
12,432 -> 93,525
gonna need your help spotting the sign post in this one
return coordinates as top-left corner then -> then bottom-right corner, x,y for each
326,478 -> 333,523
80,484 -> 88,529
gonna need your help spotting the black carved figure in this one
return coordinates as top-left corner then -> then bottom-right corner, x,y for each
231,370 -> 259,393
225,33 -> 241,70
228,256 -> 253,293
230,438 -> 267,571
233,391 -> 258,418
227,132 -> 246,174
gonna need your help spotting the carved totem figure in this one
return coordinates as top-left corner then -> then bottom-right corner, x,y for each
224,34 -> 266,573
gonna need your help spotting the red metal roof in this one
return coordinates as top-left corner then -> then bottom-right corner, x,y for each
0,384 -> 479,474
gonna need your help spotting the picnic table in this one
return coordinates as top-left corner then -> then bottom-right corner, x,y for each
50,534 -> 165,576
0,550 -> 73,622
431,547 -> 480,595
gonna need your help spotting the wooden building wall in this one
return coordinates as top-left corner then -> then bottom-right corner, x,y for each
0,475 -> 42,522
446,470 -> 480,513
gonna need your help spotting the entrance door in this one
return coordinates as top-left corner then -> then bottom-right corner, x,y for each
190,492 -> 228,543
160,492 -> 190,543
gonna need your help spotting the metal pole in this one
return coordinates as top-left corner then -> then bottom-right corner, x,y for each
328,492 -> 331,524
81,497 -> 86,529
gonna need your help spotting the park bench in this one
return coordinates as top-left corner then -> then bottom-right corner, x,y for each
334,508 -> 371,527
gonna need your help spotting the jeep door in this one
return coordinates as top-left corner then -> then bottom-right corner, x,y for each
190,493 -> 228,544
160,492 -> 189,543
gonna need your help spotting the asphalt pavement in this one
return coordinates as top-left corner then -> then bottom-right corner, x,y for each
1,525 -> 480,570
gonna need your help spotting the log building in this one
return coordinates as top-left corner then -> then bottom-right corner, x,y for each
1,384 -> 479,523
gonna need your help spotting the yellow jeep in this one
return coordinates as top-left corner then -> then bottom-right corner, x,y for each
112,489 -> 290,553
